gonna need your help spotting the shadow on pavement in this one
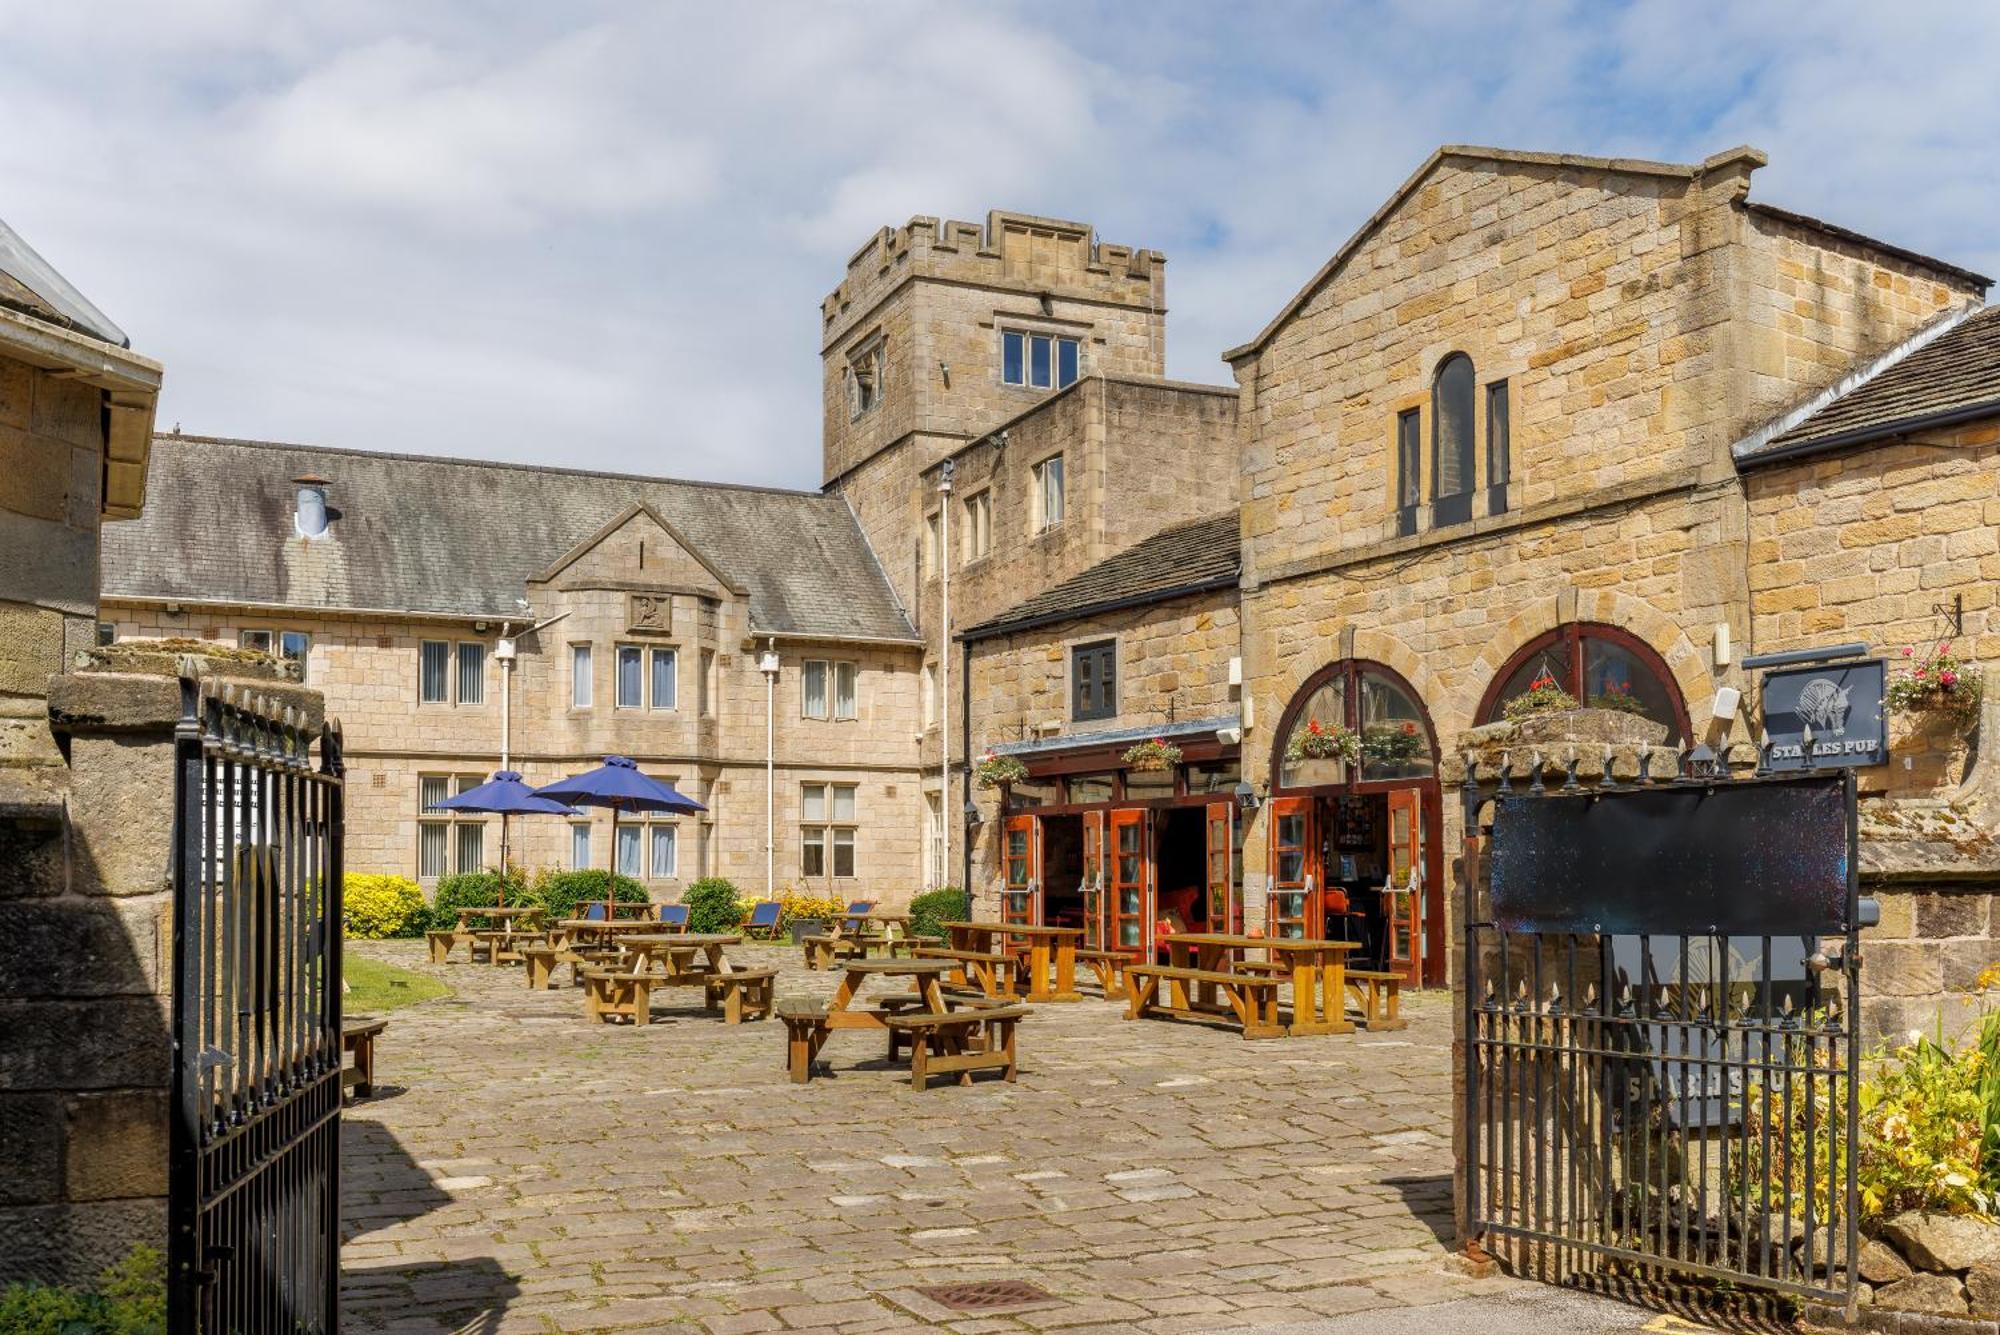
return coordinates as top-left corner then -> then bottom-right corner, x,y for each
1382,1173 -> 1455,1245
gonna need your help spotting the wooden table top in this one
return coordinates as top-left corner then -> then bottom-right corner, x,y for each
457,906 -> 543,917
620,933 -> 743,948
1168,933 -> 1360,954
944,921 -> 1084,939
837,959 -> 956,976
555,918 -> 668,932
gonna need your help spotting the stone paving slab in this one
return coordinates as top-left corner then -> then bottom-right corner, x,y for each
340,941 -> 1520,1333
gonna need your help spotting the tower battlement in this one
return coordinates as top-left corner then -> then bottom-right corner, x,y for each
821,210 -> 1164,350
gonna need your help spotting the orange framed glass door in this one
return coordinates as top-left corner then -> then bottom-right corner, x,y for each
1205,800 -> 1238,934
1267,796 -> 1317,939
1108,808 -> 1149,954
1002,815 -> 1039,925
1384,788 -> 1422,983
1080,810 -> 1105,949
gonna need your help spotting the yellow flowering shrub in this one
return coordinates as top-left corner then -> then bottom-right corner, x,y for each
344,874 -> 426,939
777,889 -> 845,928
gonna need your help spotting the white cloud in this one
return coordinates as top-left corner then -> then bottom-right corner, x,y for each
0,0 -> 1989,490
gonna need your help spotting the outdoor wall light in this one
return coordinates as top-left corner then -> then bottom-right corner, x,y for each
1233,780 -> 1260,812
963,795 -> 983,827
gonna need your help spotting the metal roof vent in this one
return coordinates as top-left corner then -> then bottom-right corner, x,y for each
293,474 -> 330,540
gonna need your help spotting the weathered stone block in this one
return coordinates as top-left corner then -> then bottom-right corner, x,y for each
1859,1236 -> 1913,1285
0,600 -> 65,697
64,1091 -> 169,1201
1865,940 -> 1944,997
1883,1211 -> 2000,1272
0,1093 -> 63,1205
1968,1262 -> 2000,1317
1915,891 -> 1989,939
1875,1271 -> 1968,1316
0,901 -> 160,997
0,1198 -> 167,1288
0,999 -> 170,1091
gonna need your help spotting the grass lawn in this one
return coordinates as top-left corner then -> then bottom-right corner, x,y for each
343,953 -> 451,1015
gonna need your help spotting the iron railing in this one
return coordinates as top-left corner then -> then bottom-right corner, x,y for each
1460,764 -> 1860,1316
169,672 -> 345,1333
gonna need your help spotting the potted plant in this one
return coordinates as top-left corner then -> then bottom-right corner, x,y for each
1359,720 -> 1424,766
1888,641 -> 1983,721
779,889 -> 844,943
1121,737 -> 1183,771
1284,717 -> 1361,765
973,751 -> 1030,789
1502,669 -> 1579,721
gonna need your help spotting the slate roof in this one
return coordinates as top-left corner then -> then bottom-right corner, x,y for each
961,512 -> 1240,641
0,216 -> 128,347
101,435 -> 918,641
1741,304 -> 2000,464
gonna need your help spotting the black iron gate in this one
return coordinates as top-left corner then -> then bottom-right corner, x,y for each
169,674 -> 345,1332
1461,764 -> 1860,1315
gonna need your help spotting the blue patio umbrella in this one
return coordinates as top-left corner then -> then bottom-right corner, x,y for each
534,756 -> 706,892
432,770 -> 577,902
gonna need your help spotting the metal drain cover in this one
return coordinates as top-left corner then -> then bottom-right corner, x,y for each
915,1280 -> 1053,1312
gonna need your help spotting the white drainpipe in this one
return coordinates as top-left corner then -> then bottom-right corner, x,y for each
759,638 -> 780,899
938,460 -> 954,888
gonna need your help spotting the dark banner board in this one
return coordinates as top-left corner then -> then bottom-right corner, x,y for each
1488,774 -> 1852,936
1761,658 -> 1885,770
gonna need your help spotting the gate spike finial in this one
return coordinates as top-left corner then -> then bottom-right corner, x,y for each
1497,750 -> 1513,794
1529,750 -> 1545,794
1562,746 -> 1580,791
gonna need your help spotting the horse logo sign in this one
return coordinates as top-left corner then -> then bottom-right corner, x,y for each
1762,659 -> 1884,770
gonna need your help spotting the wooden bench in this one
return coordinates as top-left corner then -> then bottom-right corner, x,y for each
1074,949 -> 1134,994
911,947 -> 1019,999
1125,965 -> 1284,1040
703,967 -> 777,1023
342,1018 -> 387,1098
520,943 -> 591,990
885,1005 -> 1028,1091
581,968 -> 656,1025
1344,969 -> 1407,1031
776,997 -> 829,1083
801,934 -> 867,970
426,929 -> 472,964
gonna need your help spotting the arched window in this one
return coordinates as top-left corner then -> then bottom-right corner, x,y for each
1274,660 -> 1437,790
1478,623 -> 1690,742
1432,353 -> 1475,525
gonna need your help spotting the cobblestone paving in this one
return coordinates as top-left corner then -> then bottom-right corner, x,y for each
342,941 -> 1524,1333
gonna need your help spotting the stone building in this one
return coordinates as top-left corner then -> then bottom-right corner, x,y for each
0,218 -> 170,1284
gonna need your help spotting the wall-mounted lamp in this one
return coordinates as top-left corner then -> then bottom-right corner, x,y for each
990,429 -> 1009,454
939,360 -> 951,388
1233,780 -> 1260,812
963,795 -> 984,828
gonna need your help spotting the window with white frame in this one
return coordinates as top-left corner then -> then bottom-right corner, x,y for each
418,773 -> 486,878
570,823 -> 591,870
239,629 -> 274,653
834,661 -> 858,721
926,793 -> 945,889
1001,330 -> 1081,389
651,647 -> 677,710
616,645 -> 643,708
280,631 -> 311,682
615,823 -> 642,878
420,640 -> 450,703
923,511 -> 940,579
571,644 -> 593,709
803,659 -> 828,719
962,489 -> 992,562
801,782 -> 858,880
1033,455 -> 1065,531
649,823 -> 678,879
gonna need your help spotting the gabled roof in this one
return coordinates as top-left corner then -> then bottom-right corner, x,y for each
961,512 -> 1240,642
101,434 -> 918,642
531,501 -> 748,595
1737,304 -> 2000,466
0,216 -> 128,347
1222,145 -> 1768,364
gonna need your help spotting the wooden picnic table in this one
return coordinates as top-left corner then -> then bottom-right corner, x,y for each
552,917 -> 675,950
582,932 -> 774,1024
1165,933 -> 1361,1036
824,958 -> 955,1029
942,922 -> 1083,1003
621,932 -> 742,981
453,905 -> 544,928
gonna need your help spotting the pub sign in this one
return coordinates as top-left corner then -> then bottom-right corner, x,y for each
1760,658 -> 1885,770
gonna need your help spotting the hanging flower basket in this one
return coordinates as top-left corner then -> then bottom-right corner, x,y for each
1360,720 -> 1424,765
1502,668 -> 1580,722
1121,737 -> 1183,771
1888,642 -> 1984,722
1284,718 -> 1360,765
973,752 -> 1030,789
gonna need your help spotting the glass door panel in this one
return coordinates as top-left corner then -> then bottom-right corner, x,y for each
1108,808 -> 1148,955
1205,801 -> 1235,936
1267,796 -> 1316,940
1080,811 -> 1104,950
1003,815 -> 1037,925
1384,788 -> 1422,983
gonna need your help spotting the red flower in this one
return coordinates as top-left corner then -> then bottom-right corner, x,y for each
1401,721 -> 1417,735
1941,671 -> 1958,687
1941,642 -> 1953,655
1307,719 -> 1323,735
1903,646 -> 1915,658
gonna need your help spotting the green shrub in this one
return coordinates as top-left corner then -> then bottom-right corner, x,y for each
532,867 -> 646,921
0,1244 -> 166,1334
681,878 -> 744,933
909,887 -> 969,941
424,869 -> 536,930
343,874 -> 425,939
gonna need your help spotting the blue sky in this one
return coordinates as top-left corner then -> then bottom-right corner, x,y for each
1,1 -> 1992,488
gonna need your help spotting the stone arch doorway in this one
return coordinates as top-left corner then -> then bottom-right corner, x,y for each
1267,659 -> 1445,987
1475,620 -> 1693,744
